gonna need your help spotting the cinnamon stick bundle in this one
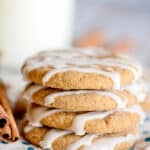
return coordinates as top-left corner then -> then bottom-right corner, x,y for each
0,82 -> 19,142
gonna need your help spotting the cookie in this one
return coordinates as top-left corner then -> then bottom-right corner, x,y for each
141,94 -> 150,112
23,124 -> 137,150
22,48 -> 142,90
23,81 -> 146,111
26,104 -> 144,135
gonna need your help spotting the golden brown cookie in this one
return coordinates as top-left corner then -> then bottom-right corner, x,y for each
26,104 -> 143,135
22,48 -> 142,90
23,125 -> 137,150
23,81 -> 146,111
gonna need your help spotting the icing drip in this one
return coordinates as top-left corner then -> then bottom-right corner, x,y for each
22,48 -> 142,89
102,57 -> 142,79
66,134 -> 96,150
24,124 -> 35,133
69,111 -> 114,135
98,58 -> 139,79
83,134 -> 137,150
45,90 -> 126,109
26,105 -> 62,128
70,104 -> 144,135
22,85 -> 43,100
39,129 -> 71,150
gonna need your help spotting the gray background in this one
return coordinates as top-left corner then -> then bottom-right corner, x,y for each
73,0 -> 150,67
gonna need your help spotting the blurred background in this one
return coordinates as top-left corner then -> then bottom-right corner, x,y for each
0,0 -> 150,81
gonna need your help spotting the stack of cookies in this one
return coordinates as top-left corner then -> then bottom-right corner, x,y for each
21,48 -> 146,150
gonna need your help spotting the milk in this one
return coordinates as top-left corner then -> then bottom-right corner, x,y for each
0,0 -> 74,68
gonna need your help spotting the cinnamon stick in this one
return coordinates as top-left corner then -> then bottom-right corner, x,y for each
0,82 -> 19,142
0,105 -> 9,128
0,124 -> 11,141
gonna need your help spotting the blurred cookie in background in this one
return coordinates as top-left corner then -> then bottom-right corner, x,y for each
74,31 -> 106,48
73,30 -> 133,54
109,38 -> 134,53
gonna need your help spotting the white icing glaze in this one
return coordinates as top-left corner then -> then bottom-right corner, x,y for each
83,134 -> 137,150
23,48 -> 142,89
66,134 -> 97,150
26,105 -> 62,128
70,104 -> 144,135
69,110 -> 114,135
39,129 -> 71,150
24,124 -> 35,133
98,58 -> 139,79
45,90 -> 126,109
22,85 -> 43,100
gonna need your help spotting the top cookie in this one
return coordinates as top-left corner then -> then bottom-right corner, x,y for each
22,48 -> 142,90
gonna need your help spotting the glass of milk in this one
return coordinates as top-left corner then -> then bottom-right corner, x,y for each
0,0 -> 74,68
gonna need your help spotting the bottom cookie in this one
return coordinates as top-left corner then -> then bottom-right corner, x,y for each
23,124 -> 137,150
